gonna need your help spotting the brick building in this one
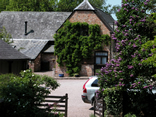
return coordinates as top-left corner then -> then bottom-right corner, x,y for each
0,0 -> 115,76
55,0 -> 115,76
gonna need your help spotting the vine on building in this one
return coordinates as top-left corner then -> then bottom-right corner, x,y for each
54,20 -> 111,76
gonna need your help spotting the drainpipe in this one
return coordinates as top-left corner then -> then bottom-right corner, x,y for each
110,31 -> 113,60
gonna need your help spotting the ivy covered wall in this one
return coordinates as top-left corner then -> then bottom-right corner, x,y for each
54,21 -> 111,76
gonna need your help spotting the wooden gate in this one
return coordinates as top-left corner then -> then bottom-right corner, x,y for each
37,93 -> 68,117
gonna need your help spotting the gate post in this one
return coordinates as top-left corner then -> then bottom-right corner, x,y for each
65,93 -> 68,117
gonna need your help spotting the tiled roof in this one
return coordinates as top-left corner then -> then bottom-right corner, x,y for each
94,9 -> 115,31
11,39 -> 48,60
0,12 -> 71,40
0,39 -> 29,60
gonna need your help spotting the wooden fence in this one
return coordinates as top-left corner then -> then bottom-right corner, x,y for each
37,93 -> 68,117
94,93 -> 105,117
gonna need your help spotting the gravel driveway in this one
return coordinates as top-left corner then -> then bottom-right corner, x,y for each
50,80 -> 94,117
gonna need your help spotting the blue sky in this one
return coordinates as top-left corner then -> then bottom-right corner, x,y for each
106,0 -> 122,20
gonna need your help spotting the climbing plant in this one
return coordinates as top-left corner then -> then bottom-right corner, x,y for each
54,20 -> 110,76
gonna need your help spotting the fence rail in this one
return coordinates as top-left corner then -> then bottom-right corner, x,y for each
37,93 -> 68,117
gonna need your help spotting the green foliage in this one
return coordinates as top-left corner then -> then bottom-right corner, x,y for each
141,13 -> 156,78
103,89 -> 122,115
0,0 -> 120,14
47,103 -> 64,117
0,69 -> 59,117
57,0 -> 108,12
97,0 -> 156,116
124,113 -> 136,117
0,27 -> 13,44
56,0 -> 83,12
54,21 -> 110,76
6,0 -> 55,11
0,0 -> 9,12
90,114 -> 96,117
58,0 -> 121,14
102,4 -> 121,15
148,0 -> 156,13
0,73 -> 16,96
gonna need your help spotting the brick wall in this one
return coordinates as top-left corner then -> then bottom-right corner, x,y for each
28,60 -> 35,72
69,11 -> 110,35
55,56 -> 69,77
28,54 -> 41,72
34,54 -> 41,72
80,65 -> 94,76
28,53 -> 56,72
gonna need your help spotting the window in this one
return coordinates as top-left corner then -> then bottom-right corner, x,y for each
95,52 -> 108,65
80,26 -> 89,36
91,79 -> 98,87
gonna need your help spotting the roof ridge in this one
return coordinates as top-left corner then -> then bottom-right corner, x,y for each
12,39 -> 51,41
74,0 -> 95,10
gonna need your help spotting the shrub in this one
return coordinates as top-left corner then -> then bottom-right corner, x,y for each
97,0 -> 156,116
124,113 -> 136,117
0,69 -> 59,117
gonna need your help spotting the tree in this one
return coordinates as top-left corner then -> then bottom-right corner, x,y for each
0,69 -> 59,116
0,27 -> 13,44
1,0 -> 120,14
141,13 -> 156,77
0,0 -> 9,12
97,0 -> 156,116
102,4 -> 121,14
56,0 -> 120,14
6,0 -> 55,11
56,0 -> 83,12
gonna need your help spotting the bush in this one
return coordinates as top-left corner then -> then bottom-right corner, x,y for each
97,0 -> 156,116
0,69 -> 59,117
124,113 -> 136,117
